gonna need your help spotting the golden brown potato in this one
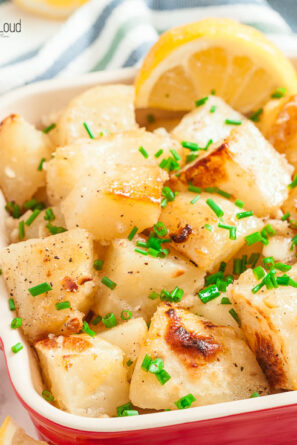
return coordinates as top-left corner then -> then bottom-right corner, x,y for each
130,304 -> 268,410
61,165 -> 168,242
174,121 -> 293,217
54,84 -> 137,145
228,265 -> 297,390
35,334 -> 129,417
46,129 -> 181,205
94,237 -> 205,322
159,192 -> 264,272
0,229 -> 96,343
0,114 -> 52,206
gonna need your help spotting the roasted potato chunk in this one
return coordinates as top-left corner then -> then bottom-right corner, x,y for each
130,304 -> 268,410
6,206 -> 65,244
174,121 -> 293,217
0,114 -> 52,206
55,84 -> 137,145
0,229 -> 96,342
99,318 -> 148,378
46,129 -> 180,205
159,192 -> 264,272
61,166 -> 168,242
171,96 -> 244,161
35,334 -> 129,417
94,237 -> 205,321
228,265 -> 297,390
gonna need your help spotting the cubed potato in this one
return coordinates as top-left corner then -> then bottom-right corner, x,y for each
61,166 -> 168,242
171,96 -> 244,161
55,84 -> 137,145
46,129 -> 180,205
35,334 -> 129,417
99,318 -> 148,378
261,219 -> 297,264
130,304 -> 268,410
259,95 -> 297,169
94,237 -> 205,321
228,265 -> 297,389
282,187 -> 297,222
6,206 -> 65,244
174,121 -> 293,217
159,192 -> 264,272
0,114 -> 52,206
0,229 -> 96,343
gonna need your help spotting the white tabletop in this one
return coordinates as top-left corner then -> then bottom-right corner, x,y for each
0,353 -> 37,439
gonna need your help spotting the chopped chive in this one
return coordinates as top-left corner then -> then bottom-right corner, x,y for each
274,262 -> 291,272
46,223 -> 67,235
146,114 -> 155,123
44,208 -> 55,221
262,224 -> 276,237
122,410 -> 139,416
190,195 -> 200,204
181,140 -> 199,151
206,198 -> 224,218
0,269 -> 2,275
141,354 -> 152,371
235,199 -> 244,208
83,122 -> 95,139
38,157 -> 46,171
195,96 -> 208,107
211,89 -> 216,95
188,184 -> 202,194
221,297 -> 232,305
82,321 -> 96,337
5,201 -> 21,218
102,312 -> 117,328
134,248 -> 148,256
156,369 -> 171,385
225,119 -> 242,125
11,317 -> 22,329
121,310 -> 132,321
101,276 -> 117,290
93,259 -> 104,271
218,222 -> 236,239
252,280 -> 265,293
233,258 -> 242,275
136,241 -> 147,248
170,149 -> 181,161
241,254 -> 247,272
204,223 -> 213,232
117,402 -> 133,417
154,221 -> 168,237
55,301 -> 71,311
248,252 -> 260,268
42,389 -> 54,402
210,105 -> 217,113
219,261 -> 227,273
205,271 -> 224,285
9,298 -> 15,311
249,108 -> 263,122
29,282 -> 52,296
91,315 -> 102,326
161,197 -> 168,208
148,291 -> 159,300
281,212 -> 290,221
245,232 -> 262,246
18,220 -> 25,240
236,211 -> 253,219
288,175 -> 297,189
186,153 -> 198,164
229,308 -> 240,325
253,266 -> 266,280
24,199 -> 40,210
11,342 -> 23,353
25,209 -> 41,226
126,359 -> 133,367
154,149 -> 164,158
162,186 -> 175,202
138,146 -> 149,159
288,277 -> 297,288
43,123 -> 56,134
198,284 -> 220,303
148,358 -> 164,374
128,225 -> 138,241
175,394 -> 196,409
271,87 -> 286,99
250,391 -> 260,398
216,188 -> 231,199
263,257 -> 275,269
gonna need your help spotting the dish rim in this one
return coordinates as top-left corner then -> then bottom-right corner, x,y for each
0,67 -> 297,433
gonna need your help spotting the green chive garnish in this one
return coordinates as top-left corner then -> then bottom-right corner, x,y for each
210,105 -> 217,113
156,369 -> 171,385
233,258 -> 242,275
204,223 -> 213,232
229,308 -> 240,325
274,262 -> 291,272
93,259 -> 104,271
236,211 -> 253,219
186,153 -> 198,164
134,248 -> 148,256
141,354 -> 152,371
190,195 -> 200,205
44,208 -> 55,221
148,291 -> 159,300
249,108 -> 263,122
245,232 -> 263,246
9,298 -> 15,311
250,391 -> 260,398
18,221 -> 25,240
219,261 -> 226,273
117,402 -> 133,417
288,175 -> 297,189
11,317 -> 22,329
46,223 -> 67,235
126,359 -> 133,367
101,276 -> 117,290
83,122 -> 95,139
198,284 -> 220,303
195,96 -> 208,107
128,226 -> 138,241
38,158 -> 46,171
221,297 -> 232,305
170,149 -> 181,161
235,199 -> 244,208
25,209 -> 41,226
162,186 -> 176,202
271,87 -> 286,98
29,282 -> 52,296
175,394 -> 196,409
42,389 -> 54,402
138,146 -> 149,159
154,149 -> 163,158
188,184 -> 202,194
154,221 -> 168,237
225,119 -> 242,125
146,114 -> 155,123
55,301 -> 71,311
281,212 -> 290,221
248,252 -> 260,268
121,310 -> 132,320
5,201 -> 21,218
253,266 -> 265,280
82,321 -> 96,337
91,315 -> 102,325
102,312 -> 117,328
43,123 -> 56,134
11,342 -> 23,354
206,198 -> 224,218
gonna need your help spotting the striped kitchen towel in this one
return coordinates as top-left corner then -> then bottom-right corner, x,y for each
0,0 -> 296,95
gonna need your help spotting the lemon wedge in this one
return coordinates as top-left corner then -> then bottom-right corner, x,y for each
0,416 -> 48,444
13,0 -> 88,20
135,18 -> 297,113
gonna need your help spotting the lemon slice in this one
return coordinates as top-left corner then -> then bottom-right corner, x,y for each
0,416 -> 48,444
13,0 -> 88,20
135,18 -> 297,114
